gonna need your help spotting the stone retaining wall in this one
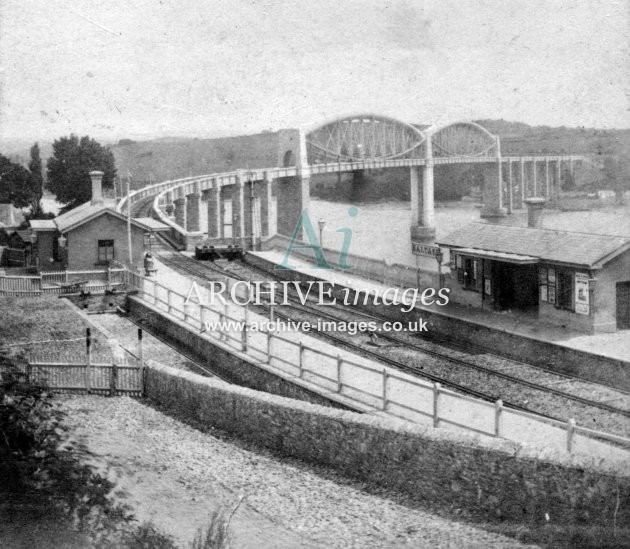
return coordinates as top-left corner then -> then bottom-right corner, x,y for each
145,362 -> 630,527
127,296 -> 352,410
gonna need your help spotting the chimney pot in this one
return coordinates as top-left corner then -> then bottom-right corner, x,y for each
523,197 -> 546,228
90,170 -> 104,205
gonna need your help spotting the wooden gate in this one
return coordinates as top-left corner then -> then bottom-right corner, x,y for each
0,361 -> 144,396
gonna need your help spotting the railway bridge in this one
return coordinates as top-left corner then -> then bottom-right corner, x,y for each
117,114 -> 587,249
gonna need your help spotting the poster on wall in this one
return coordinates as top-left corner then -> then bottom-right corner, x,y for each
547,268 -> 556,304
575,272 -> 590,315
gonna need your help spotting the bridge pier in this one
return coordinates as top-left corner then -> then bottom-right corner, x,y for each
164,191 -> 175,216
173,188 -> 186,229
480,137 -> 507,220
206,178 -> 221,238
232,174 -> 245,240
409,138 -> 436,243
185,183 -> 201,232
261,172 -> 273,238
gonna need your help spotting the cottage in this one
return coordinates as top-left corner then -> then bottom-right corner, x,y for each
30,171 -> 169,272
438,203 -> 630,333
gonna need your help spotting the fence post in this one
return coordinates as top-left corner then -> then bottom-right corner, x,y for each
137,328 -> 145,397
107,266 -> 112,290
267,331 -> 272,364
382,368 -> 388,411
432,382 -> 441,428
109,363 -> 118,397
298,342 -> 304,378
269,304 -> 275,322
241,306 -> 248,352
85,328 -> 92,394
494,399 -> 503,437
219,312 -> 225,341
336,354 -> 342,393
167,289 -> 172,314
566,418 -> 576,452
137,328 -> 143,366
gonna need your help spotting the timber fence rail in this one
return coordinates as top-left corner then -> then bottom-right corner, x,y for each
0,268 -> 127,296
0,330 -> 143,396
126,270 -> 630,460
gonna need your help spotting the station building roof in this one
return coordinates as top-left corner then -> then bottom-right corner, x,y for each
438,223 -> 630,269
52,200 -> 169,234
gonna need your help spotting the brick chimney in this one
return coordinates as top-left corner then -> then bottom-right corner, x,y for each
90,170 -> 104,205
523,197 -> 546,228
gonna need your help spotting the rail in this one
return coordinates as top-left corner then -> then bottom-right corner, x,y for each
124,269 -> 630,461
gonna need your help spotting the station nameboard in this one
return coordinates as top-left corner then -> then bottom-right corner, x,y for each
412,242 -> 441,257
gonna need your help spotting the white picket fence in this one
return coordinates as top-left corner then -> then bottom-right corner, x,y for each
0,268 -> 127,296
123,270 -> 630,462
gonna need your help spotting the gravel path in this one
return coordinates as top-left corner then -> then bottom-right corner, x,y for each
60,395 -> 535,549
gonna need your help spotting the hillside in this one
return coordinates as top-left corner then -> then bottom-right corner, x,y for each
2,121 -> 629,191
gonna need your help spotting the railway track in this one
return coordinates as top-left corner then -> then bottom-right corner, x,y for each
128,193 -> 630,436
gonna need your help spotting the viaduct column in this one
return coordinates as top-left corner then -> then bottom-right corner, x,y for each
232,173 -> 245,240
276,129 -> 310,239
207,178 -> 221,238
545,159 -> 550,199
520,159 -> 526,206
261,171 -> 273,238
165,191 -> 174,216
480,137 -> 507,220
409,166 -> 421,226
186,182 -> 201,232
410,136 -> 436,242
506,159 -> 513,214
551,159 -> 562,208
173,187 -> 186,229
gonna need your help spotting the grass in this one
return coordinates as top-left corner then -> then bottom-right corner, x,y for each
0,295 -> 113,361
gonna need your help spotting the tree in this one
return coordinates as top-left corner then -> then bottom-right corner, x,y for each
27,143 -> 44,217
0,154 -> 32,208
46,135 -> 116,211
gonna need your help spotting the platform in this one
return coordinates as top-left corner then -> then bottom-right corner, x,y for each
246,249 -> 630,377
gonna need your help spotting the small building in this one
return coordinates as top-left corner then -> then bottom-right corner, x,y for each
30,171 -> 169,272
438,219 -> 630,334
1,229 -> 35,268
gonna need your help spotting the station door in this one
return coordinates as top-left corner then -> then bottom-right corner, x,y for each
617,281 -> 630,330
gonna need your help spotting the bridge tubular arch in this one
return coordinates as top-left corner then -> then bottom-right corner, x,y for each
305,114 -> 426,164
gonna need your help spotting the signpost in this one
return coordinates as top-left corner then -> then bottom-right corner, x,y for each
412,242 -> 444,288
412,242 -> 441,258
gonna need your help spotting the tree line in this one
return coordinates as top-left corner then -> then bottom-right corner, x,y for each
0,135 -> 116,220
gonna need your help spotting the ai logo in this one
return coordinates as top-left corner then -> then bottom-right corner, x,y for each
275,207 -> 358,270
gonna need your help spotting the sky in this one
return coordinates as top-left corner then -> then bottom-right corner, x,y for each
1,0 -> 628,144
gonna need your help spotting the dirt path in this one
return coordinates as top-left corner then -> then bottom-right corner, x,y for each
59,395 -> 535,549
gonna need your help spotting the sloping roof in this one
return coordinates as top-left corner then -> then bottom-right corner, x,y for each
30,219 -> 57,230
55,200 -> 169,234
438,223 -> 630,268
54,201 -> 108,233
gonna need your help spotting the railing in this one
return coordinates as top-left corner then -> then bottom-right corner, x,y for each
0,268 -> 127,296
125,270 -> 630,462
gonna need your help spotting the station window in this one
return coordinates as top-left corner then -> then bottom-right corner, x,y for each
97,239 -> 114,264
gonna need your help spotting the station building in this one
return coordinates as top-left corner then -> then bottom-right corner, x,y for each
438,202 -> 630,333
4,171 -> 169,272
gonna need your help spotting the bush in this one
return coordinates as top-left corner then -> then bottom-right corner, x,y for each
0,354 -> 178,547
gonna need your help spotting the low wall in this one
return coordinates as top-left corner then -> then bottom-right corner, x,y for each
145,362 -> 630,526
127,296 -> 352,410
246,253 -> 630,390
